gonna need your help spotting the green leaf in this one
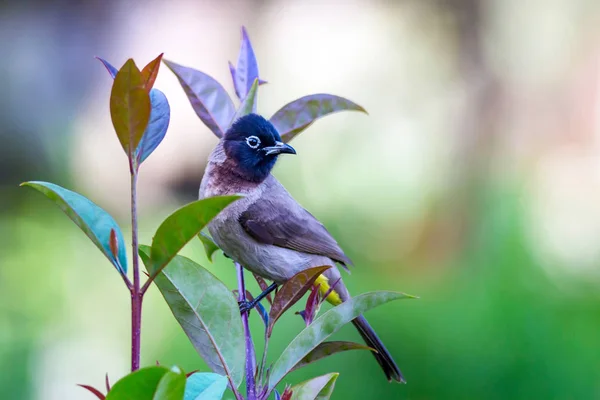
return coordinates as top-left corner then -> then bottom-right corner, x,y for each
184,372 -> 228,400
163,59 -> 236,138
110,59 -> 151,160
21,181 -> 127,274
290,341 -> 374,373
153,368 -> 186,400
268,266 -> 331,336
269,94 -> 367,143
198,232 -> 220,262
289,373 -> 339,400
230,78 -> 258,125
268,291 -> 414,390
147,195 -> 241,278
105,366 -> 170,400
140,248 -> 245,389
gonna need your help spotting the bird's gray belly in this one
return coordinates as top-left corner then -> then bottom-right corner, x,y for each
208,216 -> 334,284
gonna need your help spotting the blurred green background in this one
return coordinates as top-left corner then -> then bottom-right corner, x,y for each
2,0 -> 600,398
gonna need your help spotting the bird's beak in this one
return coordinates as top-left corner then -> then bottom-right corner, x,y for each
263,141 -> 296,156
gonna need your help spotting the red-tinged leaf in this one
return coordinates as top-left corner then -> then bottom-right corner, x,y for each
282,385 -> 293,400
234,26 -> 260,100
77,384 -> 105,400
108,229 -> 119,259
253,273 -> 273,305
105,373 -> 111,392
291,341 -> 375,372
110,59 -> 151,160
269,94 -> 367,143
268,266 -> 331,336
141,53 -> 163,91
163,59 -> 235,138
297,283 -> 321,326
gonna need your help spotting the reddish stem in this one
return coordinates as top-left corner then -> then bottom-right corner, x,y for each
130,170 -> 142,371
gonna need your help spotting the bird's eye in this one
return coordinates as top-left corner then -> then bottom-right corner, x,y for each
246,136 -> 261,149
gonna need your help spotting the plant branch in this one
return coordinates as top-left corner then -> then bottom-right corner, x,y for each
130,169 -> 142,372
237,262 -> 257,400
140,271 -> 155,295
119,269 -> 133,290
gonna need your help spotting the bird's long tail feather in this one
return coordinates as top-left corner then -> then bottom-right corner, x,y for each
352,315 -> 405,383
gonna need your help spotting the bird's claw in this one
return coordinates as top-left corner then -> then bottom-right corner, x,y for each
238,300 -> 253,314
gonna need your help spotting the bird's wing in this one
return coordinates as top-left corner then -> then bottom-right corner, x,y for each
238,193 -> 353,268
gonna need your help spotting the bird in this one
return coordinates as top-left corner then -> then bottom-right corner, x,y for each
199,113 -> 404,383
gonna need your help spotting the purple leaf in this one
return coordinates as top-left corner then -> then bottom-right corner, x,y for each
96,57 -> 117,78
163,59 -> 235,138
228,61 -> 240,99
290,341 -> 374,372
229,61 -> 267,101
77,384 -> 105,400
135,88 -> 170,164
269,94 -> 367,143
268,265 -> 331,337
234,26 -> 260,100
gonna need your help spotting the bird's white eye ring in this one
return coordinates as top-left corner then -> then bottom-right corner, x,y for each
246,135 -> 261,149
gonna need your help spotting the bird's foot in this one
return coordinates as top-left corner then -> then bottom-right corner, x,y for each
238,283 -> 278,314
238,300 -> 255,314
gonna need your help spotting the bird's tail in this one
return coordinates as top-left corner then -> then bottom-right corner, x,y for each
352,315 -> 405,383
316,271 -> 404,383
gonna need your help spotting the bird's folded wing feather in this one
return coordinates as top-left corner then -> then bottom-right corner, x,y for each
238,195 -> 353,267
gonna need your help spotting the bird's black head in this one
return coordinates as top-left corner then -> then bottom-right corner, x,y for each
223,113 -> 296,182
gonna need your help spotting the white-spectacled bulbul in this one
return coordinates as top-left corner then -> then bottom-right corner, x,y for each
199,113 -> 404,383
